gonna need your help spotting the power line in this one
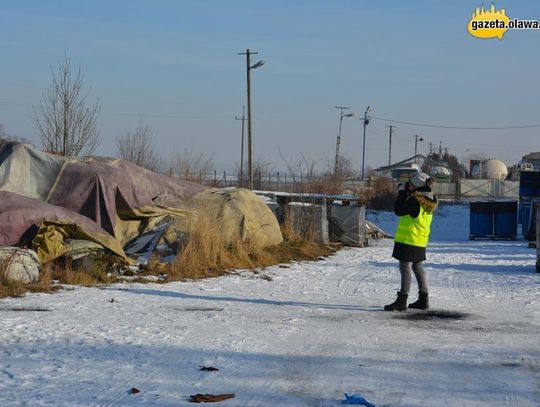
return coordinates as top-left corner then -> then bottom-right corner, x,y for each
371,115 -> 540,130
0,100 -> 232,120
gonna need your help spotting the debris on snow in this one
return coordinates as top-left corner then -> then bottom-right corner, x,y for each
188,393 -> 235,403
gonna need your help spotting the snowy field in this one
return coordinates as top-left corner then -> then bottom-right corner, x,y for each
1,204 -> 539,406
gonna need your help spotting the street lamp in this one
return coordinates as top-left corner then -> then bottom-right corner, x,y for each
414,134 -> 424,163
361,106 -> 371,180
238,49 -> 265,190
334,106 -> 354,175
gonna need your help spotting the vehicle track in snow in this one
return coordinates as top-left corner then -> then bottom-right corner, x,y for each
96,307 -> 200,407
98,345 -> 179,407
335,263 -> 394,298
448,270 -> 509,306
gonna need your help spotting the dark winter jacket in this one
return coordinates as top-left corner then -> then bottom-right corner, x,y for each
392,185 -> 438,262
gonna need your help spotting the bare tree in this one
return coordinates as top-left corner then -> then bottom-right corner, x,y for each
34,53 -> 101,156
171,150 -> 214,183
116,122 -> 162,171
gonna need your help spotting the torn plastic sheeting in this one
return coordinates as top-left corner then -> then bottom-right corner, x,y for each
341,393 -> 377,406
32,221 -> 127,265
124,221 -> 171,264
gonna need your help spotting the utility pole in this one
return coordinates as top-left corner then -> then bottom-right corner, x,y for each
387,125 -> 395,166
361,106 -> 371,181
235,106 -> 246,187
334,106 -> 353,175
439,141 -> 443,160
238,49 -> 264,190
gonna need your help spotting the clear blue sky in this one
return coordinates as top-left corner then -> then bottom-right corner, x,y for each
1,0 -> 539,173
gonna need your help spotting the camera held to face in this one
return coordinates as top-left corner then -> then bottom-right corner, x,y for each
398,182 -> 411,193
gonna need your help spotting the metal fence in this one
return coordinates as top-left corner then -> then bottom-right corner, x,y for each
174,170 -> 520,200
457,179 -> 519,199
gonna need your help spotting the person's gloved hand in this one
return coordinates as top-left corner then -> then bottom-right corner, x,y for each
398,182 -> 410,196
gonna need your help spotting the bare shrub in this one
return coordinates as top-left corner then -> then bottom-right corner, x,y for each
365,178 -> 397,211
116,122 -> 162,171
277,153 -> 342,195
171,150 -> 215,184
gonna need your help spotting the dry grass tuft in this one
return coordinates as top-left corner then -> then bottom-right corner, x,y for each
0,258 -> 27,297
26,265 -> 54,294
1,209 -> 336,296
50,256 -> 113,287
0,253 -> 117,298
168,211 -> 334,281
266,240 -> 335,264
0,254 -> 55,297
170,213 -> 258,280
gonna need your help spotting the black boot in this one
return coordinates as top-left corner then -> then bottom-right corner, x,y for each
384,292 -> 408,311
408,291 -> 429,310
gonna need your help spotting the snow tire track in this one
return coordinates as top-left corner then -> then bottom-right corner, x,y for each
98,346 -> 178,407
449,271 -> 509,306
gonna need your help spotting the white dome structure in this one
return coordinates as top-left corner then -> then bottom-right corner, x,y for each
472,159 -> 508,180
430,166 -> 452,177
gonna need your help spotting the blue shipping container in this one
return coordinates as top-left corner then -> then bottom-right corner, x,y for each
519,171 -> 540,198
470,201 -> 517,240
519,201 -> 532,226
519,199 -> 540,238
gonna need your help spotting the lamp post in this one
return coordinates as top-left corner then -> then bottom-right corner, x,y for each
238,49 -> 265,190
361,106 -> 371,180
414,134 -> 424,163
334,106 -> 354,175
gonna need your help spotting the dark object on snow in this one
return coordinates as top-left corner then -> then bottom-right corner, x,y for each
129,387 -> 141,394
384,291 -> 408,311
5,307 -> 51,312
397,310 -> 470,321
199,366 -> 219,371
189,393 -> 235,403
408,291 -> 429,310
341,393 -> 377,406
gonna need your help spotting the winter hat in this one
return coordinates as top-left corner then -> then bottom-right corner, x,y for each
410,172 -> 431,188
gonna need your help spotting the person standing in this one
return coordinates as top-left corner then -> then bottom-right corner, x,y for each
384,172 -> 438,311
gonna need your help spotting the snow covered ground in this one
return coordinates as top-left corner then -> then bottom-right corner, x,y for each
1,204 -> 539,406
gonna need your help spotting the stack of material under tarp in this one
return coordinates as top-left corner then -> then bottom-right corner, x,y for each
0,140 -> 283,266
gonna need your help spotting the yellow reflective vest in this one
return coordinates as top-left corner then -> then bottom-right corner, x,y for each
394,204 -> 433,248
